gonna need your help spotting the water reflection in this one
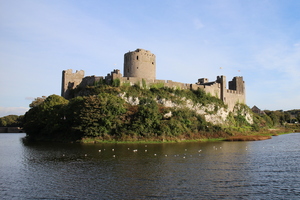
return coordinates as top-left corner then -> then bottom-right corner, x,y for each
1,133 -> 300,199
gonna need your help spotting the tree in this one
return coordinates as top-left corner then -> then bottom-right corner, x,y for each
68,94 -> 126,138
23,95 -> 69,140
130,98 -> 162,137
29,96 -> 47,108
0,115 -> 21,127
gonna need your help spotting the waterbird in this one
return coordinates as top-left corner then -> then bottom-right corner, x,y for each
145,150 -> 147,152
133,149 -> 138,152
113,155 -> 115,158
112,149 -> 114,151
154,154 -> 157,156
84,154 -> 87,157
98,150 -> 101,152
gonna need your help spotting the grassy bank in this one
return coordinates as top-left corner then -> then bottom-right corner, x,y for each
79,128 -> 294,144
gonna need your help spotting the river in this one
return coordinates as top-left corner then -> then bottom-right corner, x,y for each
0,133 -> 300,199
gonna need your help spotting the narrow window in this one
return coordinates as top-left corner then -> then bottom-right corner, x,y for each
137,56 -> 138,60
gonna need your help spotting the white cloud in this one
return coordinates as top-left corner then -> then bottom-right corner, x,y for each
0,107 -> 29,117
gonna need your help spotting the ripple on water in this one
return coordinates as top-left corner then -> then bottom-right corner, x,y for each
1,133 -> 300,199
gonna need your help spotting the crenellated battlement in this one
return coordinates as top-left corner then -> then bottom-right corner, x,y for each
61,49 -> 246,111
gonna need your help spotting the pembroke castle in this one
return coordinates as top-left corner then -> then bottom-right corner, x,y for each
61,48 -> 245,111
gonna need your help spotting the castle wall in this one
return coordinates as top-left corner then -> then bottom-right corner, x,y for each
61,68 -> 246,112
119,77 -> 190,90
224,90 -> 246,111
124,49 -> 156,79
61,48 -> 246,112
106,69 -> 122,84
201,82 -> 221,99
61,69 -> 85,99
161,80 -> 189,89
81,76 -> 104,87
120,77 -> 151,86
225,76 -> 245,110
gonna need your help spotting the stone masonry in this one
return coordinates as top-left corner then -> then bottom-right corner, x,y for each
61,48 -> 246,111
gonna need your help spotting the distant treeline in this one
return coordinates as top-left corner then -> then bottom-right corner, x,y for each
0,115 -> 23,127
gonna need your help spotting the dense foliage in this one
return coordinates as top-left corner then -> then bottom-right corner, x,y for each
0,115 -> 23,127
22,84 -> 297,142
22,85 -> 229,142
262,110 -> 299,126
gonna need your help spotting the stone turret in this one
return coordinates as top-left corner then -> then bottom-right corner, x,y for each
229,76 -> 245,93
123,48 -> 156,80
217,75 -> 227,103
61,69 -> 84,99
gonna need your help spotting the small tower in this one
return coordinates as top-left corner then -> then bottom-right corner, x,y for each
123,48 -> 156,79
61,69 -> 85,99
229,76 -> 245,93
217,75 -> 227,103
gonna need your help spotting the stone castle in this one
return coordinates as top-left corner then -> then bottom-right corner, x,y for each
61,48 -> 245,111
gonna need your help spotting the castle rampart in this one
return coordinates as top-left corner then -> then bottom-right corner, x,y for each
61,48 -> 246,111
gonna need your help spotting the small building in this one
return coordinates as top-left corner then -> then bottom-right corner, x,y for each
251,105 -> 265,115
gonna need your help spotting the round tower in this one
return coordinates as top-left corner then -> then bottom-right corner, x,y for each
123,48 -> 156,79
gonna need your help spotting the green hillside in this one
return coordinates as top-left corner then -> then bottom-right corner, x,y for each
21,84 -> 290,142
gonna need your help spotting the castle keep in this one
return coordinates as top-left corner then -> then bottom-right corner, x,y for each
62,48 -> 246,111
124,48 -> 156,79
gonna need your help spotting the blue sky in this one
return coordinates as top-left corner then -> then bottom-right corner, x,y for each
1,0 -> 300,117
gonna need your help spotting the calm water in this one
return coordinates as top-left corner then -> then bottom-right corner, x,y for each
1,133 -> 300,199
